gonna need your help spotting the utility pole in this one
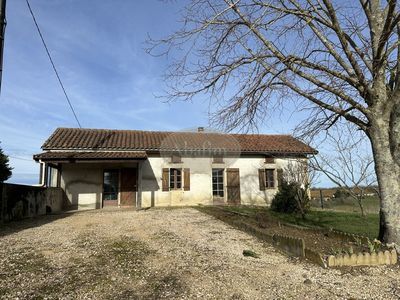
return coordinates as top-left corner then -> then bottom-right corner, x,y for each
0,0 -> 6,94
0,0 -> 5,223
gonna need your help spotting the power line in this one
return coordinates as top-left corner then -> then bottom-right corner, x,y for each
25,0 -> 82,128
0,0 -> 7,94
9,155 -> 32,162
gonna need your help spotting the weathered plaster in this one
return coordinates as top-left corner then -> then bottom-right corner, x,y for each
60,156 -> 305,210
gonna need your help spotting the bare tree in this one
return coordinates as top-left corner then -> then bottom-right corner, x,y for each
311,123 -> 377,217
149,0 -> 400,246
282,158 -> 316,218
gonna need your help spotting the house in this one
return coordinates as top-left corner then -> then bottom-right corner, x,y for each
33,127 -> 317,210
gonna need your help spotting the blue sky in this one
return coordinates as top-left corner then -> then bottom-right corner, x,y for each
0,1 -> 344,186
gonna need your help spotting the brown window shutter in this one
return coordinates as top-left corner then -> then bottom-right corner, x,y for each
183,168 -> 190,191
258,169 -> 266,191
277,168 -> 284,187
162,168 -> 169,191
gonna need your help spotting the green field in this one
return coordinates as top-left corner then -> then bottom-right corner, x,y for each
270,210 -> 379,240
310,195 -> 380,215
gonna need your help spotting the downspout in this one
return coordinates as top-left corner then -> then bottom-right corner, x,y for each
38,160 -> 47,187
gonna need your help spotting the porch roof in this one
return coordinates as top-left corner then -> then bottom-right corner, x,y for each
33,151 -> 147,162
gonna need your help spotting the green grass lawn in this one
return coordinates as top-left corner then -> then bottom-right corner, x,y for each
310,195 -> 380,214
270,210 -> 379,240
216,206 -> 379,240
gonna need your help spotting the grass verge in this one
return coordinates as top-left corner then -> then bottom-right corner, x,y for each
197,205 -> 379,240
270,210 -> 379,240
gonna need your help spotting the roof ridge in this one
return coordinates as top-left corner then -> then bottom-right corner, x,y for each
53,127 -> 292,136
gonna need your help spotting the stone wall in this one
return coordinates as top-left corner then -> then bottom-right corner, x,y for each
0,183 -> 64,222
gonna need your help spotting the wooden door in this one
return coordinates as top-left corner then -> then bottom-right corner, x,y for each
120,168 -> 137,207
226,168 -> 240,205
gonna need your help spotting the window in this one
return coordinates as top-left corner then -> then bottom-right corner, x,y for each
169,168 -> 182,189
212,168 -> 224,197
103,170 -> 119,200
213,155 -> 224,163
265,169 -> 275,188
265,156 -> 275,164
171,155 -> 182,163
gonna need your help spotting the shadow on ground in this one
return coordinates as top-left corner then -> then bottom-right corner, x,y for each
0,212 -> 78,238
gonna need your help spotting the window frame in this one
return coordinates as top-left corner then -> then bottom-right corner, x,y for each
102,169 -> 120,201
213,155 -> 224,164
264,156 -> 275,164
265,168 -> 275,189
171,154 -> 182,164
212,168 -> 225,198
169,168 -> 182,190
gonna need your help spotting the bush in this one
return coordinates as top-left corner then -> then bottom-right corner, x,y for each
333,188 -> 350,200
271,180 -> 310,216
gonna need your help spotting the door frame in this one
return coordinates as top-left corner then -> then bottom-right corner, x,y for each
101,167 -> 138,208
120,167 -> 138,207
211,168 -> 226,204
102,169 -> 120,207
226,168 -> 241,205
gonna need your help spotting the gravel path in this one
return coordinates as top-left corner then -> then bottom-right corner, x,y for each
0,208 -> 399,299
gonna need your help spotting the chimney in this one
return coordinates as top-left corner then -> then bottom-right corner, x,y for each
197,127 -> 204,132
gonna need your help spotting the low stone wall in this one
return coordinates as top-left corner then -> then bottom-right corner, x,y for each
0,183 -> 64,222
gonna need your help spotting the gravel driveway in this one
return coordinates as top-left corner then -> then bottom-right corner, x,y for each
0,208 -> 399,299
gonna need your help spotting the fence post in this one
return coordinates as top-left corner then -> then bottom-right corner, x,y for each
319,189 -> 324,209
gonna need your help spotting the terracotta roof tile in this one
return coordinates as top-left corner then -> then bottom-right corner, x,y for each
39,128 -> 317,155
33,151 -> 147,161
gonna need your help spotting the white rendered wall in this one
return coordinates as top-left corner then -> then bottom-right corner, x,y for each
140,155 -> 301,207
60,156 -> 306,209
61,162 -> 138,210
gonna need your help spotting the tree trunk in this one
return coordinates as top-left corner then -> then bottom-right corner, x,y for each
368,116 -> 400,245
357,197 -> 365,218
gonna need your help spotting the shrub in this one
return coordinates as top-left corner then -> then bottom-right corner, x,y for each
333,188 -> 350,200
270,180 -> 310,216
0,144 -> 12,183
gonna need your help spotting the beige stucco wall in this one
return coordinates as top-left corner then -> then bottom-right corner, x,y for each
140,155 -> 298,208
230,156 -> 287,206
141,157 -> 215,207
59,156 -> 306,210
61,162 -> 138,210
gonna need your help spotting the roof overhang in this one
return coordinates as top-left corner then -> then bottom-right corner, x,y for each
33,151 -> 147,163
